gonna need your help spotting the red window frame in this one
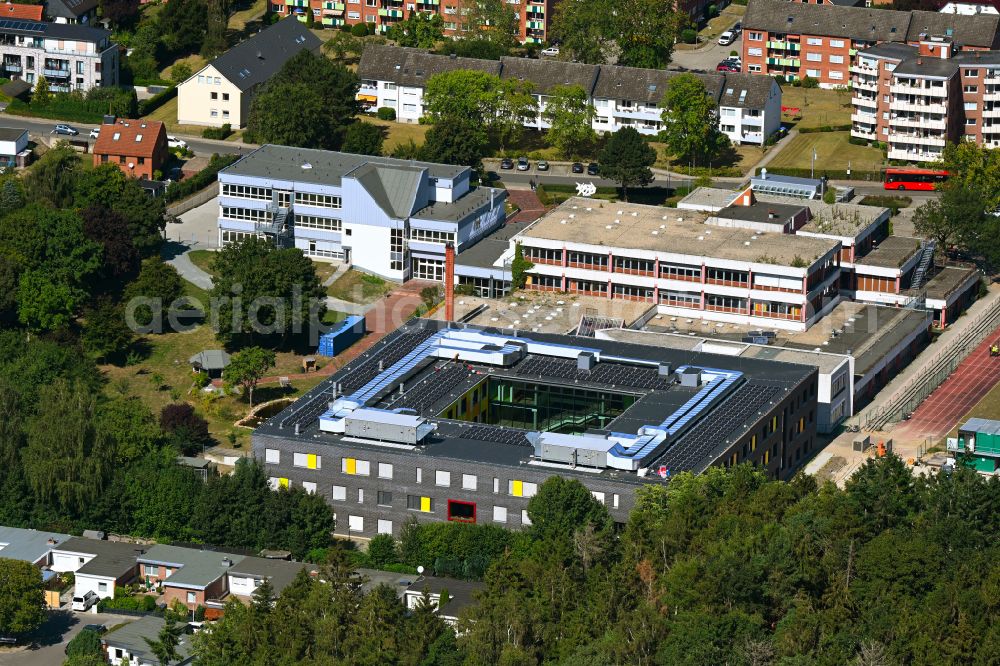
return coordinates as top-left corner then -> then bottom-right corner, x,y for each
447,499 -> 476,524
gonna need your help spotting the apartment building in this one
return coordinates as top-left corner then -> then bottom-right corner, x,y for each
850,36 -> 1000,161
216,145 -> 507,279
742,0 -> 1000,86
358,45 -> 782,145
270,0 -> 558,44
177,17 -> 321,128
0,20 -> 117,91
255,319 -> 819,538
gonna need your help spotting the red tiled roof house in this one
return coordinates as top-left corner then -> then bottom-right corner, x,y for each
0,2 -> 43,20
92,118 -> 168,180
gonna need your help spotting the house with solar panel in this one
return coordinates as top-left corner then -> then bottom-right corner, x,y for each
253,319 -> 819,538
0,19 -> 117,91
176,17 -> 321,129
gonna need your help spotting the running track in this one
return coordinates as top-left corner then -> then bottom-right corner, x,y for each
892,326 -> 1000,442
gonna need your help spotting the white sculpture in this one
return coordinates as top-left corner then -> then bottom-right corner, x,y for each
575,181 -> 597,197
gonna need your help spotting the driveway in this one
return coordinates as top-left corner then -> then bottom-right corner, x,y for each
671,33 -> 743,73
0,610 -> 136,666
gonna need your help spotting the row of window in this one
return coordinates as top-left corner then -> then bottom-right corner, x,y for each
220,184 -> 343,209
295,214 -> 342,231
221,207 -> 271,223
410,229 -> 455,244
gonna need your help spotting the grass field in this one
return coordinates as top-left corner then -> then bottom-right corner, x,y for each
364,117 -> 430,153
228,0 -> 265,31
143,96 -> 210,136
328,269 -> 392,303
158,53 -> 206,85
187,249 -> 217,277
766,131 -> 885,172
780,86 -> 853,129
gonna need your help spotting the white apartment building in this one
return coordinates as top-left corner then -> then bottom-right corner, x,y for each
0,20 -> 117,92
357,45 -> 782,146
217,145 -> 507,282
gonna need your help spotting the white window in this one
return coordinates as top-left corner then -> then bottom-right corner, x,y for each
416,467 -> 422,483
964,85 -> 978,93
358,488 -> 364,503
592,491 -> 606,504
293,452 -> 321,469
264,448 -> 280,464
295,192 -> 342,208
882,112 -> 889,120
348,515 -> 364,532
378,462 -> 393,479
98,582 -> 108,592
748,47 -> 763,57
807,37 -> 823,46
377,519 -> 393,535
965,102 -> 978,111
829,55 -> 844,64
829,71 -> 843,80
613,494 -> 620,509
749,64 -> 762,73
830,39 -> 845,48
342,458 -> 370,475
807,69 -> 821,78
966,68 -> 979,77
966,118 -> 977,125
806,53 -> 822,62
493,506 -> 507,523
521,510 -> 532,526
435,470 -> 451,487
462,474 -> 477,490
302,481 -> 317,494
331,485 -> 347,501
748,31 -> 762,41
493,478 -> 499,493
295,215 -> 341,232
187,592 -> 196,604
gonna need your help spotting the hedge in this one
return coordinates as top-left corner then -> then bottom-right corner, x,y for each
97,594 -> 158,613
137,86 -> 177,117
165,152 -> 240,203
6,99 -> 104,123
202,124 -> 233,140
798,124 -> 853,134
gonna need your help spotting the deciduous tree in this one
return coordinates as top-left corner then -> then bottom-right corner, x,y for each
226,346 -> 276,408
598,127 -> 656,201
386,11 -> 444,47
0,558 -> 46,637
81,298 -> 134,362
542,84 -> 596,159
421,118 -> 489,171
615,0 -> 682,68
550,0 -> 614,64
342,121 -> 385,156
660,72 -> 729,167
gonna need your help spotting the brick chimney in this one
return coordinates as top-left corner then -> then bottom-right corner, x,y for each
444,242 -> 455,321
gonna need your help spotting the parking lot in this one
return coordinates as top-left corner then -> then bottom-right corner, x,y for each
0,611 -> 134,666
670,27 -> 744,73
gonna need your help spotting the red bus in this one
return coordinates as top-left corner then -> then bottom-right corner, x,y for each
883,168 -> 949,191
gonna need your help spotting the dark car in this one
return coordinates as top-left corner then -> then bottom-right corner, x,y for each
571,162 -> 584,174
733,21 -> 742,32
500,157 -> 514,170
586,162 -> 599,176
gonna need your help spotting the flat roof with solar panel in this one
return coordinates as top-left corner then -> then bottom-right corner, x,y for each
253,319 -> 818,536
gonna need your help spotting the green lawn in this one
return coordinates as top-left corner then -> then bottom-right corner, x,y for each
779,86 -> 854,129
187,249 -> 217,277
766,131 -> 885,172
364,117 -> 429,153
328,269 -> 392,303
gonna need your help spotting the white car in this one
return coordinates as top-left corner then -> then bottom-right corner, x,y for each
718,31 -> 736,46
72,591 -> 98,612
541,46 -> 559,57
168,136 -> 188,149
89,127 -> 100,139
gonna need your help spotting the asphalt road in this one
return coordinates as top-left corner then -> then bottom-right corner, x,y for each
0,610 -> 136,666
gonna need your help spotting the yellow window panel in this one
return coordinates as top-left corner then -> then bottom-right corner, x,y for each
750,435 -> 757,451
279,478 -> 289,488
512,480 -> 523,497
345,458 -> 356,475
307,454 -> 317,470
799,417 -> 804,432
420,496 -> 431,513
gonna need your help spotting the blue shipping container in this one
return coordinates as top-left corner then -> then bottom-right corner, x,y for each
317,315 -> 366,357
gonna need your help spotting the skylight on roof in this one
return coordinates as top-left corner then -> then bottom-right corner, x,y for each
135,134 -> 143,142
112,132 -> 120,140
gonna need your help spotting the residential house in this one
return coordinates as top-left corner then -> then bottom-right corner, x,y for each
0,21 -> 118,92
272,0 -> 560,44
742,0 -> 1000,86
0,126 -> 28,167
102,616 -> 194,666
137,544 -> 244,610
216,145 -> 507,278
0,2 -> 43,20
49,537 -> 142,601
177,17 -> 321,128
403,575 -> 485,625
357,46 -> 783,146
0,526 -> 70,566
92,119 -> 168,180
44,0 -> 97,23
226,557 -> 319,600
357,46 -> 502,120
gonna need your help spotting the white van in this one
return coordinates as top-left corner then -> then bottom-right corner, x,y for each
72,591 -> 98,612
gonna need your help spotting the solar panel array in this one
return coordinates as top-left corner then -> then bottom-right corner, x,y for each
278,385 -> 335,430
0,19 -> 44,32
458,424 -> 533,447
382,363 -> 478,413
338,329 -> 435,393
652,381 -> 781,473
514,356 -> 672,390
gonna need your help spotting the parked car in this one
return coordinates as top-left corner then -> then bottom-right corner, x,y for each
716,62 -> 740,72
586,162 -> 599,176
52,124 -> 79,136
536,160 -> 550,171
167,135 -> 188,149
718,31 -> 736,46
516,156 -> 530,171
541,46 -> 559,57
88,127 -> 100,139
500,157 -> 514,170
733,21 -> 742,33
571,162 -> 584,174
723,56 -> 742,68
72,591 -> 98,612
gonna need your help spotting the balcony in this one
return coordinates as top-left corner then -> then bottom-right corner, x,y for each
889,132 -> 946,147
850,112 -> 878,125
852,127 -> 877,141
613,106 -> 660,119
890,114 -> 946,130
43,68 -> 70,79
767,40 -> 800,52
2,63 -> 20,73
984,89 -> 1000,102
983,106 -> 1000,118
378,8 -> 402,16
742,114 -> 764,126
890,100 -> 947,114
890,83 -> 947,97
740,131 -> 764,143
852,77 -> 878,92
850,64 -> 878,76
766,57 -> 800,67
852,95 -> 878,108
887,147 -> 944,162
